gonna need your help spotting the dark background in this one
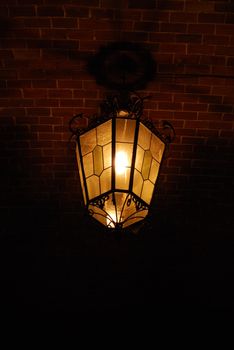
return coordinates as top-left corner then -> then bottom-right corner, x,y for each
0,0 -> 233,314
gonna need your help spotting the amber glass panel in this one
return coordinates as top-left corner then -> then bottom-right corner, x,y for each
141,180 -> 154,204
135,145 -> 144,172
116,119 -> 136,143
150,134 -> 165,163
97,120 -> 112,146
123,209 -> 148,229
116,168 -> 131,190
149,159 -> 160,184
76,144 -> 87,204
100,167 -> 111,193
83,152 -> 93,178
93,145 -> 103,176
138,123 -> 151,150
86,175 -> 100,199
103,143 -> 111,169
132,169 -> 143,198
88,204 -> 107,227
80,128 -> 97,156
142,150 -> 152,180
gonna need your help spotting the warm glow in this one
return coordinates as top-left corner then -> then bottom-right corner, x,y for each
106,209 -> 117,227
115,151 -> 128,175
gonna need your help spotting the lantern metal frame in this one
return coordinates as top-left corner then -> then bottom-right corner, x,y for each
70,92 -> 175,231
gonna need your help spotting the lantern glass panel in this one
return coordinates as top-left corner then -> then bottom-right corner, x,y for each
138,123 -> 151,150
141,180 -> 154,204
149,159 -> 160,184
86,175 -> 100,199
100,167 -> 111,193
103,143 -> 112,169
133,169 -> 143,198
142,150 -> 152,180
83,152 -> 93,178
116,118 -> 136,142
150,134 -> 165,162
135,145 -> 144,172
97,120 -> 112,146
80,128 -> 96,155
93,145 -> 103,176
76,144 -> 87,205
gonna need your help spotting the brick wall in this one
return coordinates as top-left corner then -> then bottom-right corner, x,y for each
0,0 -> 233,238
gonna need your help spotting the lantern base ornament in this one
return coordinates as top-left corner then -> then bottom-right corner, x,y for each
70,93 -> 175,231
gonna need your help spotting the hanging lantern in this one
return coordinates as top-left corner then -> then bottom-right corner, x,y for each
70,93 -> 174,230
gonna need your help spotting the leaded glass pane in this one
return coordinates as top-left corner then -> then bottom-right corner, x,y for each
83,152 -> 93,178
100,167 -> 111,193
86,175 -> 100,199
138,123 -> 151,150
97,120 -> 112,146
135,145 -> 144,172
142,150 -> 152,180
116,119 -> 136,143
149,159 -> 160,184
141,180 -> 154,205
80,128 -> 97,156
133,169 -> 143,198
150,134 -> 165,163
103,143 -> 111,169
76,144 -> 87,204
93,145 -> 103,176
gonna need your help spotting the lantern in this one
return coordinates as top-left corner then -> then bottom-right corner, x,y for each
70,93 -> 174,230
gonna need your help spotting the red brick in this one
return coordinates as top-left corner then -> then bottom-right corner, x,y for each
209,121 -> 233,130
142,11 -> 170,22
200,55 -> 225,65
10,6 -> 36,16
134,21 -> 158,32
183,103 -> 207,112
208,104 -> 233,113
37,6 -> 64,17
65,6 -> 89,18
158,102 -> 182,110
203,35 -> 229,45
60,99 -> 83,107
216,24 -> 234,35
186,85 -> 210,94
22,18 -> 51,27
215,46 -> 234,56
188,24 -> 215,34
128,0 -> 156,9
90,9 -> 114,19
174,111 -> 197,120
157,1 -> 184,11
184,120 -> 209,129
182,136 -> 204,145
150,33 -> 175,42
187,44 -> 215,55
170,12 -> 197,23
198,112 -> 222,121
23,89 -> 47,98
185,1 -> 214,12
27,108 -> 50,116
159,43 -> 186,54
176,34 -> 201,43
198,13 -> 225,24
52,18 -> 78,28
161,23 -> 187,33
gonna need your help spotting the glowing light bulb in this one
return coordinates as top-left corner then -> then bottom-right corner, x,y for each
115,151 -> 128,175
